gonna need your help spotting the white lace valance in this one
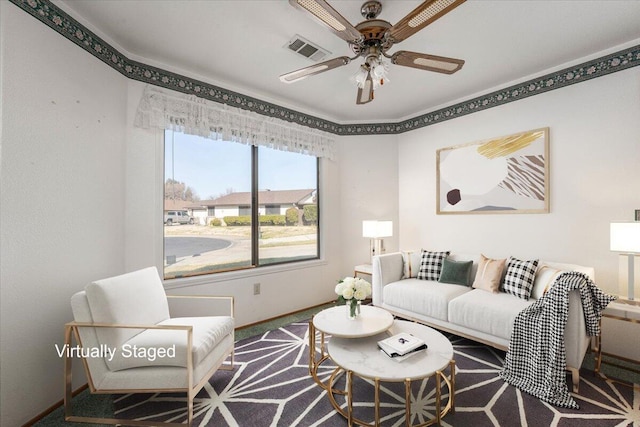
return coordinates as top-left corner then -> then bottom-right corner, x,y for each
134,86 -> 336,160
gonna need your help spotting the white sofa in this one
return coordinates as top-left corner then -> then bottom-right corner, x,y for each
372,252 -> 595,391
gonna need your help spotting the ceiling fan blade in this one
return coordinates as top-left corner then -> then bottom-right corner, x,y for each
391,51 -> 464,74
387,0 -> 466,43
356,72 -> 374,105
289,0 -> 363,44
280,56 -> 351,83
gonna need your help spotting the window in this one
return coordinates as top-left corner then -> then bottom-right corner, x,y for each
265,205 -> 281,215
163,130 -> 319,279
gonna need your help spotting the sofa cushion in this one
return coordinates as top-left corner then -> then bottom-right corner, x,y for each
448,289 -> 534,340
383,278 -> 470,321
438,258 -> 473,286
503,257 -> 539,300
417,250 -> 450,281
472,254 -> 506,293
402,250 -> 422,278
530,265 -> 563,299
108,316 -> 234,371
85,267 -> 170,350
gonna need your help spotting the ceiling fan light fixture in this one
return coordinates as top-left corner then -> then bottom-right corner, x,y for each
353,65 -> 370,88
370,56 -> 390,87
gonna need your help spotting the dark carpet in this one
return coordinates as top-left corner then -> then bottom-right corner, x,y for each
113,320 -> 639,426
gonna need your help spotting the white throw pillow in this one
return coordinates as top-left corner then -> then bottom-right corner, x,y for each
530,265 -> 563,299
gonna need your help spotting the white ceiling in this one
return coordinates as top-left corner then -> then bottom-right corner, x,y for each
59,0 -> 640,123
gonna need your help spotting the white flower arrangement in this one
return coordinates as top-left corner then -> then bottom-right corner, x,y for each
335,276 -> 372,303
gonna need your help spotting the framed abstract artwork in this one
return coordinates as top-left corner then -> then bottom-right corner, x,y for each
437,128 -> 550,214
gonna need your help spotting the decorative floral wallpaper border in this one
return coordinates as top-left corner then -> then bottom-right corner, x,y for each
10,0 -> 640,136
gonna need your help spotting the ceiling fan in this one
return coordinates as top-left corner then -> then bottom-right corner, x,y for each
280,0 -> 466,105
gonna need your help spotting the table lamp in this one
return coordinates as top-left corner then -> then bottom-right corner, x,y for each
363,220 -> 393,262
610,222 -> 640,300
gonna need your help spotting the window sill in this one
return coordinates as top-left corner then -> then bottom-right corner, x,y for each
163,258 -> 328,290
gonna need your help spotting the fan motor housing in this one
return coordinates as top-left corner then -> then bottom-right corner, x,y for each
350,19 -> 392,55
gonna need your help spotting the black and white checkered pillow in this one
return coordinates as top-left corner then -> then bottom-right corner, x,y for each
417,250 -> 450,281
503,257 -> 539,300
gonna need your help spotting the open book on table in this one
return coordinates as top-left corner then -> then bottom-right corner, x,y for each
377,332 -> 428,360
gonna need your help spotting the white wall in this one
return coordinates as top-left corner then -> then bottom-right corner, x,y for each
336,134 -> 400,273
398,67 -> 640,293
0,3 -> 128,425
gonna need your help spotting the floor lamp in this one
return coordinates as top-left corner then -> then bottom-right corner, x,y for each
610,222 -> 640,300
362,220 -> 393,263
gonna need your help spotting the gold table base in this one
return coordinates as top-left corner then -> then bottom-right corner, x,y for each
309,319 -> 456,427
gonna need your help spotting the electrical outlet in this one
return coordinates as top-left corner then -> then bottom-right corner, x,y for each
253,282 -> 260,295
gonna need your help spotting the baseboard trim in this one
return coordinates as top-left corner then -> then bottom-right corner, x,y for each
235,300 -> 335,331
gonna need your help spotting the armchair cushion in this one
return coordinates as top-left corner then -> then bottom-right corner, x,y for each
85,267 -> 170,350
108,316 -> 234,371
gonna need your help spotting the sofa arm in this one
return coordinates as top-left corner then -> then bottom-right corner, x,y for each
564,289 -> 590,369
372,252 -> 404,306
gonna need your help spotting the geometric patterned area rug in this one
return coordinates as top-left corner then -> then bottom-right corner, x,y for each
114,320 -> 640,426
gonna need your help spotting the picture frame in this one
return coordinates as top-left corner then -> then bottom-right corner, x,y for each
437,127 -> 550,214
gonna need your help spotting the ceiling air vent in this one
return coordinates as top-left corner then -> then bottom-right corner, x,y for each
284,34 -> 330,62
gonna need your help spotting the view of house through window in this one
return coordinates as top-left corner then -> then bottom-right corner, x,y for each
163,130 -> 319,279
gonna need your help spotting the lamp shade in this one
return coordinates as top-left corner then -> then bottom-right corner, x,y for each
362,220 -> 393,238
610,222 -> 640,253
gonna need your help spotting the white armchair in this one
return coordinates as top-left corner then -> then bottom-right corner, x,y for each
64,267 -> 234,426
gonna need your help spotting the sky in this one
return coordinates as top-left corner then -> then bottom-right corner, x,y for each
164,130 -> 317,200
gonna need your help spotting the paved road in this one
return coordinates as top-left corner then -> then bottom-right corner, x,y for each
164,236 -> 232,257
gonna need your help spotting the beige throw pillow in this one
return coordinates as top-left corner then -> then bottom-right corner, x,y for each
402,250 -> 422,278
472,254 -> 506,293
530,265 -> 563,299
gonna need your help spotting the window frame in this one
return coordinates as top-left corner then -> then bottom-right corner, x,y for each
161,132 -> 322,283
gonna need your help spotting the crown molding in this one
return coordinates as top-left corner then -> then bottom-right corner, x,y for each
9,0 -> 640,136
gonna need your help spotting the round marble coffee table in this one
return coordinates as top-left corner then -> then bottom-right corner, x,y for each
327,320 -> 455,427
308,305 -> 394,390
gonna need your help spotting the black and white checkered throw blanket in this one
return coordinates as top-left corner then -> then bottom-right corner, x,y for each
499,271 -> 616,409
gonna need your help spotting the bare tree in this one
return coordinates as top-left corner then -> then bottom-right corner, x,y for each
165,179 -> 200,202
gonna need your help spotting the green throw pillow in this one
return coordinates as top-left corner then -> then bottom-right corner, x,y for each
438,258 -> 473,286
